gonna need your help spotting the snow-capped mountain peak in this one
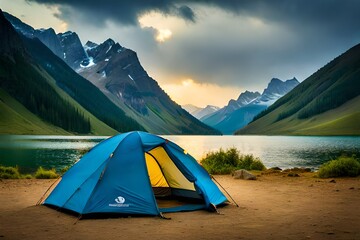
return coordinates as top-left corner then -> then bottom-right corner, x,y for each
255,77 -> 299,106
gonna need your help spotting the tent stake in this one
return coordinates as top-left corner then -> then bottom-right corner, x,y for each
211,175 -> 239,207
160,212 -> 171,220
74,214 -> 82,225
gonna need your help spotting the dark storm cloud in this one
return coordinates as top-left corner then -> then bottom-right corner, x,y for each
28,0 -> 360,30
26,0 -> 360,90
177,5 -> 195,22
27,0 -> 197,25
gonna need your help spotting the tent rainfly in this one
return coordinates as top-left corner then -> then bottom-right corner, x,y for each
43,131 -> 228,217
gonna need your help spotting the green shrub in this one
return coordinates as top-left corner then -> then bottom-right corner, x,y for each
318,156 -> 360,178
22,174 -> 33,179
60,166 -> 71,175
200,147 -> 265,174
249,159 -> 267,171
0,166 -> 21,179
34,167 -> 59,179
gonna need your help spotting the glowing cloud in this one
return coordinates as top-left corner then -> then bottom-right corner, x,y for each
181,78 -> 194,86
162,78 -> 241,108
138,11 -> 183,43
155,29 -> 172,42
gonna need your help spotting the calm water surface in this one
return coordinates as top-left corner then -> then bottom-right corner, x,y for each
0,135 -> 359,173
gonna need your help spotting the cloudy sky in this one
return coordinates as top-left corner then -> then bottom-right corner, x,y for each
1,0 -> 360,107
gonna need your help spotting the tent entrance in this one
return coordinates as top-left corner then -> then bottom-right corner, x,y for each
145,147 -> 206,212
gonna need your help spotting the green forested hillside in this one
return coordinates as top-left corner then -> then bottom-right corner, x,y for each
0,89 -> 71,135
237,43 -> 360,135
0,54 -> 91,133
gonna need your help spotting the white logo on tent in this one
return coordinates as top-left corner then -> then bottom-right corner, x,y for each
115,196 -> 125,204
109,196 -> 129,207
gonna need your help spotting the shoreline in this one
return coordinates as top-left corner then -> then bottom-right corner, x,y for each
1,173 -> 359,239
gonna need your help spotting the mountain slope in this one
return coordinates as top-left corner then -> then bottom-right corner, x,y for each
77,38 -> 219,134
0,89 -> 70,135
236,43 -> 360,135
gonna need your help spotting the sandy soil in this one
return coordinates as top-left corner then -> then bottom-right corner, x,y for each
1,173 -> 360,240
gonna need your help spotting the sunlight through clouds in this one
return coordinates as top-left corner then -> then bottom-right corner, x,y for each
138,11 -> 183,43
162,78 -> 241,108
181,78 -> 194,86
155,29 -> 172,42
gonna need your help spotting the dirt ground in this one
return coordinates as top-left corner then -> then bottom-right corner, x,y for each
1,173 -> 360,240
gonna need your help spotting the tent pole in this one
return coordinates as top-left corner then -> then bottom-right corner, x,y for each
211,175 -> 239,207
36,176 -> 61,205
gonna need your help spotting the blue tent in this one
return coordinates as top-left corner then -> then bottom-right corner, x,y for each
44,131 -> 227,216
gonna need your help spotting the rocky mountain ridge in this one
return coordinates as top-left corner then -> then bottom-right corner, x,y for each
201,78 -> 299,134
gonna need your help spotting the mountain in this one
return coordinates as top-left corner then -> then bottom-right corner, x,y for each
4,13 -> 87,70
4,12 -> 63,59
182,104 -> 202,114
202,79 -> 299,134
0,9 -> 142,135
194,105 -> 220,119
3,11 -> 219,135
236,43 -> 360,135
182,104 -> 220,119
201,91 -> 260,128
253,78 -> 299,106
76,38 -> 219,134
58,31 -> 87,69
35,28 -> 63,58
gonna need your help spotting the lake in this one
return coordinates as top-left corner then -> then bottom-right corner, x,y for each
0,135 -> 359,173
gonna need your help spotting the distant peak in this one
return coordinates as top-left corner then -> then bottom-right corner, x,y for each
59,31 -> 75,38
85,40 -> 98,46
37,27 -> 56,34
269,78 -> 282,83
84,40 -> 98,50
104,38 -> 115,46
205,105 -> 219,108
237,90 -> 261,102
286,77 -> 299,83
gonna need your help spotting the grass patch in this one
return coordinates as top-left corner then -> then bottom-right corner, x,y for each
318,156 -> 360,178
0,166 -> 21,179
200,147 -> 266,174
0,164 -> 73,179
34,167 -> 59,179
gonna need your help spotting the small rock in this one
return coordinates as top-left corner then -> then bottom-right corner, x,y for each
329,179 -> 336,183
309,184 -> 314,187
270,167 -> 282,171
233,169 -> 257,180
287,172 -> 300,177
349,187 -> 354,190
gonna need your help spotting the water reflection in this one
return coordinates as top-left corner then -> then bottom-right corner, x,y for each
0,135 -> 359,173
